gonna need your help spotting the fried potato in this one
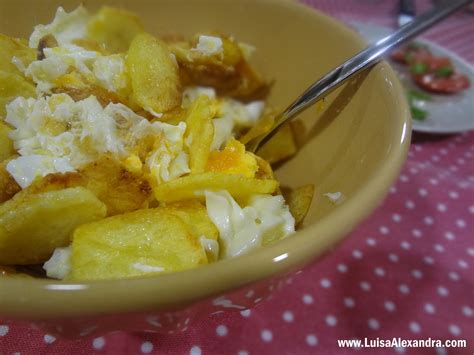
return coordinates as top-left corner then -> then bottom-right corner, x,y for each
239,109 -> 275,145
154,172 -> 278,203
127,33 -> 181,113
29,156 -> 152,216
171,34 -> 267,99
68,208 -> 208,281
0,34 -> 36,75
282,184 -> 315,227
87,6 -> 145,53
257,123 -> 297,165
162,200 -> 218,241
0,71 -> 36,118
185,96 -> 215,173
253,153 -> 275,180
0,187 -> 106,265
0,159 -> 21,203
162,199 -> 219,261
206,138 -> 257,178
0,122 -> 14,162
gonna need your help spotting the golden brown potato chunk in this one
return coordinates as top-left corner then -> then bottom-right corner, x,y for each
69,208 -> 208,280
154,172 -> 278,203
0,159 -> 21,203
29,156 -> 152,216
282,184 -> 315,227
87,6 -> 145,53
0,187 -> 106,265
126,33 -> 181,113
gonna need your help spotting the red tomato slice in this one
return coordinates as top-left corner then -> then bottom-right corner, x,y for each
412,56 -> 452,72
414,73 -> 471,94
391,45 -> 432,65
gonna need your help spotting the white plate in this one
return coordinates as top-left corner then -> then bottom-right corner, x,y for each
352,22 -> 474,134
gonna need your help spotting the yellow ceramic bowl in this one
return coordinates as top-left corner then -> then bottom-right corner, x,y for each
0,0 -> 410,337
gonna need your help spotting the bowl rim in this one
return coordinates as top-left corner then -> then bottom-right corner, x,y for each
0,0 -> 411,319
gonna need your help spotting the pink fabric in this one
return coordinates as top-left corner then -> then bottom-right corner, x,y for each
1,1 -> 473,354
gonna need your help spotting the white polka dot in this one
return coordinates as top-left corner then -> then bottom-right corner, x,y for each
0,325 -> 9,336
456,219 -> 466,228
457,158 -> 465,165
395,346 -> 406,353
282,311 -> 294,322
384,300 -> 396,312
437,203 -> 447,212
366,238 -> 377,246
253,297 -> 263,304
423,216 -> 434,225
411,269 -> 423,279
240,309 -> 251,317
245,290 -> 255,298
435,347 -> 447,355
449,324 -> 461,336
360,281 -> 371,292
399,175 -> 409,182
423,256 -> 435,265
414,145 -> 422,151
325,315 -> 337,327
401,241 -> 411,250
434,244 -> 445,253
437,286 -> 449,297
374,267 -> 385,277
44,334 -> 56,344
462,306 -> 473,317
379,226 -> 389,235
303,294 -> 314,305
261,329 -> 273,342
449,271 -> 460,281
352,249 -> 363,259
368,318 -> 380,330
469,205 -> 474,214
429,178 -> 439,186
399,284 -> 410,294
216,325 -> 228,337
306,334 -> 318,347
409,321 -> 421,333
190,346 -> 202,355
440,148 -> 448,155
418,188 -> 428,197
320,278 -> 331,288
388,253 -> 399,263
344,297 -> 355,308
141,342 -> 153,354
458,259 -> 469,269
449,166 -> 458,172
467,248 -> 474,257
409,167 -> 418,174
390,186 -> 397,194
392,213 -> 402,222
449,191 -> 459,199
92,337 -> 105,350
431,155 -> 440,162
424,303 -> 436,314
444,231 -> 455,241
411,229 -> 422,238
337,263 -> 348,273
405,200 -> 415,209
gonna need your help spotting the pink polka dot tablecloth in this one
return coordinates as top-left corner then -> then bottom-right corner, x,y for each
1,1 -> 473,354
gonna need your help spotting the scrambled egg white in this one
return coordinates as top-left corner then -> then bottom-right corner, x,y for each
205,190 -> 295,258
5,94 -> 189,188
43,246 -> 72,279
29,6 -> 90,48
193,35 -> 223,57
